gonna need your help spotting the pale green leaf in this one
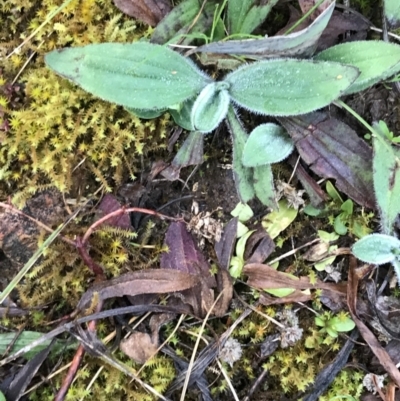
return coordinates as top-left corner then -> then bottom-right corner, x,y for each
242,123 -> 294,166
225,59 -> 359,116
384,0 -> 400,27
352,233 -> 400,265
169,98 -> 196,130
125,107 -> 166,119
201,1 -> 334,59
231,202 -> 254,222
191,82 -> 230,133
45,42 -> 211,110
315,41 -> 400,95
314,255 -> 336,272
264,287 -> 295,297
318,230 -> 339,243
226,108 -> 255,202
262,200 -> 298,239
372,121 -> 400,234
330,316 -> 356,332
253,164 -> 278,210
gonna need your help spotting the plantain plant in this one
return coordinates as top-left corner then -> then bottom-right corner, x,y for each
45,0 -> 400,212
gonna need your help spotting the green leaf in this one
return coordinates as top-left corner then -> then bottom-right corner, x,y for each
45,42 -> 212,110
0,390 -> 5,401
242,123 -> 294,166
0,331 -> 53,359
253,164 -> 278,209
372,122 -> 400,234
229,256 -> 244,279
330,316 -> 356,332
200,1 -> 334,59
326,181 -> 343,203
169,98 -> 196,131
236,229 -> 255,260
191,82 -> 230,133
231,202 -> 254,222
315,316 -> 326,327
227,0 -> 279,36
226,107 -> 255,203
318,230 -> 339,242
326,326 -> 338,338
341,199 -> 353,215
264,287 -> 295,297
262,200 -> 298,239
314,255 -> 336,272
384,0 -> 400,28
334,214 -> 348,236
315,41 -> 400,95
225,59 -> 359,116
125,107 -> 167,119
352,233 -> 400,265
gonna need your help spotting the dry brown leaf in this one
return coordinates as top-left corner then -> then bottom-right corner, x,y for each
244,263 -> 347,294
347,256 -> 400,387
120,331 -> 159,364
77,269 -> 200,311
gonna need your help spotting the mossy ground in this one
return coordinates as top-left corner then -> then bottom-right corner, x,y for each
0,0 -> 393,399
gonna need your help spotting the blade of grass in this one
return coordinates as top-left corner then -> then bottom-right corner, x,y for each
0,214 -> 74,304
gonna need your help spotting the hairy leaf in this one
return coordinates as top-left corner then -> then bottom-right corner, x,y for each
225,59 -> 358,116
227,0 -> 279,35
385,0 -> 400,28
242,123 -> 294,166
352,234 -> 400,265
279,112 -> 375,209
253,165 -> 277,209
169,98 -> 196,131
315,41 -> 400,94
226,108 -> 255,203
191,82 -> 230,133
372,122 -> 400,234
125,107 -> 167,119
45,43 -> 211,110
200,1 -> 334,59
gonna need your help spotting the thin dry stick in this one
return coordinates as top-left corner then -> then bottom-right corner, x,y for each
288,155 -> 301,184
267,238 -> 320,265
180,292 -> 224,401
216,360 -> 240,401
54,301 -> 103,401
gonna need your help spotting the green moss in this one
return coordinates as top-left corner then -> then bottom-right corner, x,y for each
0,0 -> 170,206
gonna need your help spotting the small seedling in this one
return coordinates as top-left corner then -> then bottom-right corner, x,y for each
306,311 -> 355,348
304,181 -> 372,238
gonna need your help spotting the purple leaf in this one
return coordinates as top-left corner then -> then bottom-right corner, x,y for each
279,112 -> 375,209
160,222 -> 215,286
96,194 -> 132,229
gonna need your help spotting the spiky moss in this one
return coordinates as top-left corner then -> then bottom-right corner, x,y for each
28,353 -> 176,401
0,0 -> 170,206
